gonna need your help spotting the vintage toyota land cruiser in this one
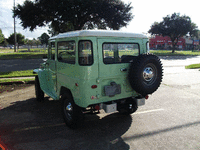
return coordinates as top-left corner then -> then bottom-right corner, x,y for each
34,30 -> 163,128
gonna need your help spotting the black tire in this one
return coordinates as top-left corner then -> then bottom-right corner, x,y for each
35,76 -> 44,102
128,54 -> 163,96
61,93 -> 83,129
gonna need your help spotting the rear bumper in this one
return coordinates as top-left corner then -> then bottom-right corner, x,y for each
136,98 -> 145,106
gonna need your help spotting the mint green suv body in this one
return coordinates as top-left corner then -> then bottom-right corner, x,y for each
34,30 -> 162,128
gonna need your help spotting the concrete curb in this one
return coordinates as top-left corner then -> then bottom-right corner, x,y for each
0,77 -> 35,85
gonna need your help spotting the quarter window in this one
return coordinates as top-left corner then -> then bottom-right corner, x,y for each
78,41 -> 93,65
57,41 -> 75,64
49,42 -> 55,60
103,43 -> 139,64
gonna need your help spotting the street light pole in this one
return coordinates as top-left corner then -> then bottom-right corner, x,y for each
14,0 -> 17,52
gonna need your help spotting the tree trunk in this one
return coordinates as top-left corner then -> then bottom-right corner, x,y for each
172,41 -> 175,53
28,45 -> 30,52
171,37 -> 179,53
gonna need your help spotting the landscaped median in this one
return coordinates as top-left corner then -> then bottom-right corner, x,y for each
185,63 -> 200,69
0,70 -> 36,83
0,70 -> 36,94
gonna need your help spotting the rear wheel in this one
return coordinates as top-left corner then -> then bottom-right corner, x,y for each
61,93 -> 83,129
117,98 -> 138,115
35,76 -> 44,102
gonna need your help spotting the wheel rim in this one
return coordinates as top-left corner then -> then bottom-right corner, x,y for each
64,102 -> 73,121
142,63 -> 157,85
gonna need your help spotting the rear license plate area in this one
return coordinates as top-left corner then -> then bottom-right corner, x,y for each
104,84 -> 121,97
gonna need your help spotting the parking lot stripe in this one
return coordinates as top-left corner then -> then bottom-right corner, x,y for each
133,108 -> 164,115
13,123 -> 65,132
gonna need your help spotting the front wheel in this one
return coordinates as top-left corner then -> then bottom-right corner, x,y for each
61,93 -> 83,129
35,76 -> 44,102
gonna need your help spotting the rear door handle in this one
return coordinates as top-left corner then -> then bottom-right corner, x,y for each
120,68 -> 127,72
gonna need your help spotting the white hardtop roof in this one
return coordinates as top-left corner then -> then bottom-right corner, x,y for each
49,30 -> 148,40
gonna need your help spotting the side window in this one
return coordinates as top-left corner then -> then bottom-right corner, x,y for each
57,41 -> 75,64
49,42 -> 55,60
78,41 -> 93,65
103,43 -> 139,64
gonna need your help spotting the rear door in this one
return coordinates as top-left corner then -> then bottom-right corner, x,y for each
97,38 -> 140,97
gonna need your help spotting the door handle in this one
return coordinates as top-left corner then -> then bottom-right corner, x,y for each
120,68 -> 127,72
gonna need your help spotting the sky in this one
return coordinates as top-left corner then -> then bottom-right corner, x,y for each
0,0 -> 200,39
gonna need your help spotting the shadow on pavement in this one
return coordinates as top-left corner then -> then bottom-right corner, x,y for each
0,97 -> 132,150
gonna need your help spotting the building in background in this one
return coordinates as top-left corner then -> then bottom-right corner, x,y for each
184,37 -> 193,50
193,40 -> 199,50
149,35 -> 185,50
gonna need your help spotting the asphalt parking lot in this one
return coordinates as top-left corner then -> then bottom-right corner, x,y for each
1,56 -> 200,150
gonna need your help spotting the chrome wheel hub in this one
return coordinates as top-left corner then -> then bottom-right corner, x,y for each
66,102 -> 73,112
143,67 -> 154,82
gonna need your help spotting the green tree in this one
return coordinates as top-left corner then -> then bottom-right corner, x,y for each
148,13 -> 199,53
38,33 -> 50,45
14,0 -> 133,34
7,33 -> 25,48
0,29 -> 5,44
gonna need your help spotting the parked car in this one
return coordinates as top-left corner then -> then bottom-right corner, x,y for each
34,30 -> 163,128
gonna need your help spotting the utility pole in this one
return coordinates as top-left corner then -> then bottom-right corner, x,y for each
14,0 -> 17,52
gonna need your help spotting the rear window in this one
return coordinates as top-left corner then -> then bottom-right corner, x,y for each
103,43 -> 139,64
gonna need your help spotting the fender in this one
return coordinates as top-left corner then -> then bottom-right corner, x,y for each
34,68 -> 59,100
33,69 -> 48,94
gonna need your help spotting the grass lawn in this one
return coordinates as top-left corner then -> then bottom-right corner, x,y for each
0,48 -> 47,59
0,70 -> 36,78
0,48 -> 46,53
0,52 -> 47,59
185,63 -> 200,69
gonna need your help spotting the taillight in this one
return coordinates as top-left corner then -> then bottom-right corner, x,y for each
91,85 -> 97,89
95,105 -> 100,110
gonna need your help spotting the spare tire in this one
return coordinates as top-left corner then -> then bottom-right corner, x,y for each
128,54 -> 163,96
